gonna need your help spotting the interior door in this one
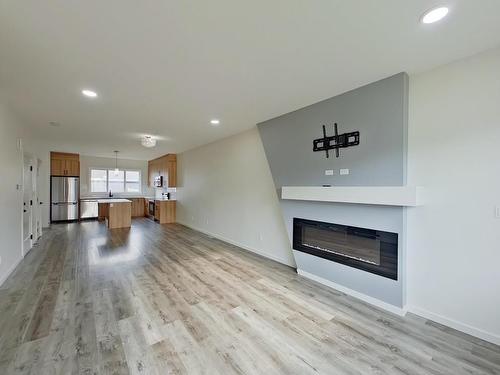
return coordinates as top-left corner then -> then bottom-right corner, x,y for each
23,155 -> 33,254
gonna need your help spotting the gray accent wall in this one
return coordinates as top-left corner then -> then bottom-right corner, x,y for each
257,73 -> 409,308
258,73 -> 408,187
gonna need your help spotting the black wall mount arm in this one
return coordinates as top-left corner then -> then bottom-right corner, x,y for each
313,123 -> 360,158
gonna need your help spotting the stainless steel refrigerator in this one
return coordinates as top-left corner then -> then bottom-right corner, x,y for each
51,176 -> 79,222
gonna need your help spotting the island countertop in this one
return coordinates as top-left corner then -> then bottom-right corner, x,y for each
97,199 -> 132,204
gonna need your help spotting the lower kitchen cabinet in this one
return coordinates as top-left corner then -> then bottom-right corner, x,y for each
130,198 -> 145,217
154,200 -> 176,224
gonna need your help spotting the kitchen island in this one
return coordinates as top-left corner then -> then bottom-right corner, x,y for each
97,199 -> 132,229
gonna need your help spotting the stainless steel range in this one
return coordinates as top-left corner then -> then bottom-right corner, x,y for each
148,199 -> 155,219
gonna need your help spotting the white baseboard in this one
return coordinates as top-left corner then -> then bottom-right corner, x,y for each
297,269 -> 408,317
176,221 -> 295,267
0,256 -> 23,287
407,305 -> 500,346
297,269 -> 499,345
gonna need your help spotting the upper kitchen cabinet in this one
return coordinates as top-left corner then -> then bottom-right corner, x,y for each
147,160 -> 155,187
51,152 -> 80,176
166,154 -> 177,187
148,158 -> 162,187
147,153 -> 176,187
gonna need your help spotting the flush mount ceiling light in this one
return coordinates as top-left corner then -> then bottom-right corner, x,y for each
210,119 -> 220,126
421,6 -> 449,24
82,89 -> 98,98
141,135 -> 157,148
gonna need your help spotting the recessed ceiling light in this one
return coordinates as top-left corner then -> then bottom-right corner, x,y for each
421,7 -> 449,24
210,119 -> 220,126
49,121 -> 61,127
82,89 -> 98,98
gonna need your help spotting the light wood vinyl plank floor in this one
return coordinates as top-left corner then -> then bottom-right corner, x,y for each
0,218 -> 499,374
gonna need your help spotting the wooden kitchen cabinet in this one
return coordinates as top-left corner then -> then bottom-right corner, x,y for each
166,155 -> 177,187
64,159 -> 80,176
106,201 -> 132,229
98,202 -> 108,221
147,153 -> 176,187
99,198 -> 145,220
148,159 -> 161,187
51,152 -> 80,176
154,200 -> 176,224
147,160 -> 154,187
130,198 -> 145,217
50,157 -> 64,176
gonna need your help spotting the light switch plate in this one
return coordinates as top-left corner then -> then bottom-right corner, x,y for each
325,169 -> 334,176
340,168 -> 349,175
495,206 -> 500,218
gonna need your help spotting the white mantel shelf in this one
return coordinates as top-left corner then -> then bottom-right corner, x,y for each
281,186 -> 423,207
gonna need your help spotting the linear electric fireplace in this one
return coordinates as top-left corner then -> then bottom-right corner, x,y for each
293,218 -> 398,280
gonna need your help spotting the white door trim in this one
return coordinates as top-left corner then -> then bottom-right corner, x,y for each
22,153 -> 35,256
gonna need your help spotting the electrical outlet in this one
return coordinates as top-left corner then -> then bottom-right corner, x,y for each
325,169 -> 334,176
0,256 -> 2,266
340,168 -> 350,175
191,215 -> 195,221
205,218 -> 209,225
259,233 -> 263,242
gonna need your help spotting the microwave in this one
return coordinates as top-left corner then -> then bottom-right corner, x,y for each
154,175 -> 163,187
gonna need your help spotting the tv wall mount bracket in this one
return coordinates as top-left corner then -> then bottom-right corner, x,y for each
313,123 -> 360,158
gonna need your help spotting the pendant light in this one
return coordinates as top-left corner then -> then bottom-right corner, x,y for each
113,151 -> 119,176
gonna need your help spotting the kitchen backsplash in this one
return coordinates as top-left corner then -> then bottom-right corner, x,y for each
155,187 -> 177,200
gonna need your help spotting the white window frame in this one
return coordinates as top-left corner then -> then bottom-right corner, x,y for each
89,167 -> 142,195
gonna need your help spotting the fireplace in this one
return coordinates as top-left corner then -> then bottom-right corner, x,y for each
293,218 -> 398,280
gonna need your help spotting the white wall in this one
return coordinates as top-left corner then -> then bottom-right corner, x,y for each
177,127 -> 295,266
0,98 -> 24,285
407,47 -> 500,344
79,155 -> 153,198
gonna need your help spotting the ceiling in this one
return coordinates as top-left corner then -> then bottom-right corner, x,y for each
1,0 -> 500,160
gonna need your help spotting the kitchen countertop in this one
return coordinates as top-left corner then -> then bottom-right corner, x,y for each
81,197 -> 175,202
96,199 -> 132,204
80,196 -> 153,200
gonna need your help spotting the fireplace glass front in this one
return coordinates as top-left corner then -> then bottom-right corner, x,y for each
293,218 -> 398,280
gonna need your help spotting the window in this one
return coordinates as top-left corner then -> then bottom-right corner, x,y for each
126,171 -> 140,193
109,170 -> 125,193
90,168 -> 141,193
90,169 -> 107,193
